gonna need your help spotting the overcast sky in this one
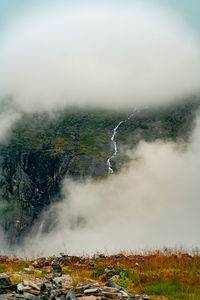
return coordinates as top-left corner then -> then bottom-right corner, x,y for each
0,0 -> 200,34
0,0 -> 200,111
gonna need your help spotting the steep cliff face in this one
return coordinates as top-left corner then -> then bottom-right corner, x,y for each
0,103 -> 198,245
0,150 -> 71,240
0,110 -> 116,244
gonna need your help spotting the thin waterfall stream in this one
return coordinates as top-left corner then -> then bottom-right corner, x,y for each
106,112 -> 135,174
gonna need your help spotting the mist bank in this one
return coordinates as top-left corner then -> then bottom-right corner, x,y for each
0,1 -> 200,112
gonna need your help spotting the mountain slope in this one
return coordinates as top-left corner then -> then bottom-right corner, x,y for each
0,101 -> 198,246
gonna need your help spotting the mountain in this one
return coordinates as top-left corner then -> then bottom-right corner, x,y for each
0,101 -> 198,246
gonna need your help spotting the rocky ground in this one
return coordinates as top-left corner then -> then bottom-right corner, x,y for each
0,255 -> 149,300
0,249 -> 199,299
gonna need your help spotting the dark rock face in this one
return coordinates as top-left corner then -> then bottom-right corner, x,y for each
0,147 -> 110,244
0,150 -> 73,244
0,110 -> 113,245
0,103 -> 198,245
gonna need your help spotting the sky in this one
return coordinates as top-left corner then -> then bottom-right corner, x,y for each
0,0 -> 200,34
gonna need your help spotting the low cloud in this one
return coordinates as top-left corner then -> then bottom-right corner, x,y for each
0,1 -> 200,112
0,106 -> 21,144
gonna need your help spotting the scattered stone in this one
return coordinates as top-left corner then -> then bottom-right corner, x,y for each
51,261 -> 62,277
44,274 -> 54,280
105,279 -> 121,289
32,258 -> 46,269
53,275 -> 72,287
2,273 -> 149,300
84,288 -> 99,295
66,289 -> 76,300
25,290 -> 40,296
88,261 -> 96,270
28,283 -> 40,292
0,256 -> 8,263
78,297 -> 101,300
16,294 -> 26,299
0,293 -> 17,300
0,274 -> 16,296
0,284 -> 17,294
0,274 -> 11,286
74,286 -> 84,294
137,257 -> 144,262
17,283 -> 24,293
23,287 -> 32,293
101,287 -> 119,293
101,291 -> 121,298
135,263 -> 140,267
98,265 -> 118,282
23,282 -> 32,287
23,292 -> 41,300
104,265 -> 116,276
181,253 -> 193,260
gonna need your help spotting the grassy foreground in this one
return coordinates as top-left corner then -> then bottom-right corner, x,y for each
0,248 -> 200,299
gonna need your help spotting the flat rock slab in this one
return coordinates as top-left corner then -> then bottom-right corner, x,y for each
23,292 -> 43,300
84,288 -> 99,294
77,297 -> 101,300
101,287 -> 119,293
0,294 -> 15,300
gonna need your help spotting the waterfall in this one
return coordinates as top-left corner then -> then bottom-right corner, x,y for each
106,112 -> 135,174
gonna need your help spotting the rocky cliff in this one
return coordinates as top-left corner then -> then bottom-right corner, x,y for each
0,102 -> 198,246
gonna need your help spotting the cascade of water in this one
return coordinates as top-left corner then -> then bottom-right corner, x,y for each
106,112 -> 135,174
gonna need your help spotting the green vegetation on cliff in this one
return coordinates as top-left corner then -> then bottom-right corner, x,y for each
0,101 -> 199,244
